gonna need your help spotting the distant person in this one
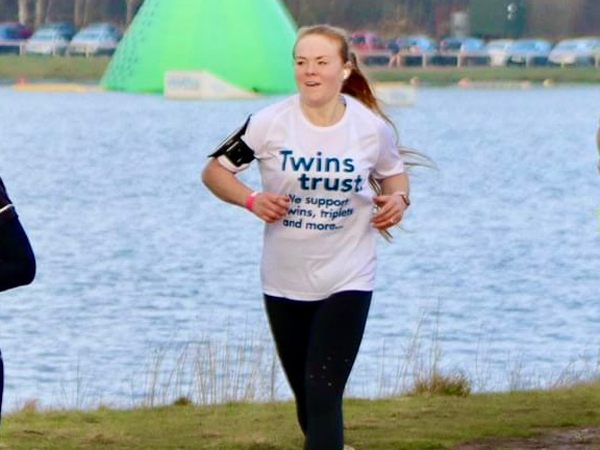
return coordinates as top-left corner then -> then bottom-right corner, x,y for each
202,24 -> 421,450
388,39 -> 402,67
0,176 -> 36,425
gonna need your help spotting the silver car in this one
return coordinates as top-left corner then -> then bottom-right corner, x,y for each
548,38 -> 600,67
506,39 -> 552,66
25,28 -> 70,55
67,22 -> 121,56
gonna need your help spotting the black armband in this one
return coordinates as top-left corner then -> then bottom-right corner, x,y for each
209,115 -> 255,168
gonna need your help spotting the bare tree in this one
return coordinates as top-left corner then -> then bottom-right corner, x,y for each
18,0 -> 30,25
125,0 -> 142,25
74,0 -> 84,27
34,0 -> 46,27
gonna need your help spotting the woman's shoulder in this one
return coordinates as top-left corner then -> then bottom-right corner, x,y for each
243,95 -> 298,150
251,95 -> 298,123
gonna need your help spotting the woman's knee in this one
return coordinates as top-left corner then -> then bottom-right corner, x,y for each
305,374 -> 344,413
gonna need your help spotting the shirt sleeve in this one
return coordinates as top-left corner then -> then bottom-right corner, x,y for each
371,122 -> 405,180
0,177 -> 17,225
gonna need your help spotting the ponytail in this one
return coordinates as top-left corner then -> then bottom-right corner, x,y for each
342,52 -> 393,128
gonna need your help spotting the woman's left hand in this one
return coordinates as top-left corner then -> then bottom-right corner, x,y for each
371,193 -> 407,230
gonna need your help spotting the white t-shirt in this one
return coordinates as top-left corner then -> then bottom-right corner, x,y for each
218,94 -> 404,301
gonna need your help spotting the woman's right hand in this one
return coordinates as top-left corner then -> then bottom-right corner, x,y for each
251,193 -> 290,223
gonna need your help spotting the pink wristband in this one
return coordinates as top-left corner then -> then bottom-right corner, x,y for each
245,191 -> 259,212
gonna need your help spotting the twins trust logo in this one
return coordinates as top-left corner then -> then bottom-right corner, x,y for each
279,149 -> 364,193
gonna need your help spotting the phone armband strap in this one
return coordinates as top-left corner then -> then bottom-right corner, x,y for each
209,116 -> 255,172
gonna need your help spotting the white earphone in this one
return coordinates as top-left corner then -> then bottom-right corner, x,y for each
343,69 -> 351,80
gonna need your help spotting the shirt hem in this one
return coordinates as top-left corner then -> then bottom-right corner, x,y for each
262,282 -> 375,301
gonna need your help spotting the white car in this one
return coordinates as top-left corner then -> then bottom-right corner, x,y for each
485,39 -> 513,66
25,29 -> 70,55
548,38 -> 600,67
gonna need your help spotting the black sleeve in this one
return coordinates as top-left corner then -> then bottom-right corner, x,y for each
0,177 -> 36,292
0,218 -> 36,292
0,177 -> 17,225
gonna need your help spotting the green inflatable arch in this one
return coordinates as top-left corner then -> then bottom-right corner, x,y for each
101,0 -> 297,94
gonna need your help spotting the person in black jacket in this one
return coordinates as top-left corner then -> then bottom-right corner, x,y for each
0,176 -> 36,424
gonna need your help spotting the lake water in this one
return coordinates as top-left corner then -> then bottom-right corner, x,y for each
1,85 -> 599,410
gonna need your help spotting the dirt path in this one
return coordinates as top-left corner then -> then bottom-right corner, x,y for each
454,426 -> 600,450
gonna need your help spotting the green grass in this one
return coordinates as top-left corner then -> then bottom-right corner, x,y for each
368,66 -> 600,84
1,380 -> 599,449
0,55 -> 110,82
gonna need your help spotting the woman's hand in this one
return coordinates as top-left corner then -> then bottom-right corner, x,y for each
251,193 -> 290,223
371,192 -> 408,230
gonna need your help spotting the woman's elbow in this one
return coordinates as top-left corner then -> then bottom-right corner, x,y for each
201,159 -> 221,188
22,255 -> 36,286
15,252 -> 36,287
200,164 -> 211,187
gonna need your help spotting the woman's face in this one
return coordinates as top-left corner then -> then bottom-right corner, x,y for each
293,34 -> 349,108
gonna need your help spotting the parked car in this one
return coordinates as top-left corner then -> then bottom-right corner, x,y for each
83,22 -> 121,38
25,28 -> 71,56
548,37 -> 600,67
390,35 -> 437,66
350,30 -> 387,65
485,39 -> 513,66
0,21 -> 33,39
36,21 -> 77,40
434,37 -> 487,66
67,22 -> 122,56
506,39 -> 551,66
349,30 -> 384,51
0,22 -> 32,54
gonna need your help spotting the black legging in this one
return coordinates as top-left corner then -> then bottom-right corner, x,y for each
0,202 -> 36,424
265,290 -> 372,450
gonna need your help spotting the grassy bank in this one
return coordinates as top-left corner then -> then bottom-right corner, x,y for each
0,55 -> 110,82
1,381 -> 599,449
368,65 -> 600,84
2,55 -> 600,85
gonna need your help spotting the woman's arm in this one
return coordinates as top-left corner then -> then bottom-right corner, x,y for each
201,158 -> 290,223
371,172 -> 410,230
0,218 -> 36,292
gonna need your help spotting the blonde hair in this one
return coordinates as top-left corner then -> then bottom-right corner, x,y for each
294,25 -> 435,240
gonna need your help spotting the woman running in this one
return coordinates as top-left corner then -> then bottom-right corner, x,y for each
202,24 -> 415,450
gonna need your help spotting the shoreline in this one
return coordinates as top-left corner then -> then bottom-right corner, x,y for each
2,56 -> 600,87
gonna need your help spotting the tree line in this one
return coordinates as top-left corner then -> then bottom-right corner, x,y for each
0,0 -> 467,33
0,0 -> 598,38
0,0 -> 143,28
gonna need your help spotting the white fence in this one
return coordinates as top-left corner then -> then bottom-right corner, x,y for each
0,39 -> 26,55
353,49 -> 600,68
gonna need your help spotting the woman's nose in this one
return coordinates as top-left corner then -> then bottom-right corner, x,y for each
305,62 -> 316,74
